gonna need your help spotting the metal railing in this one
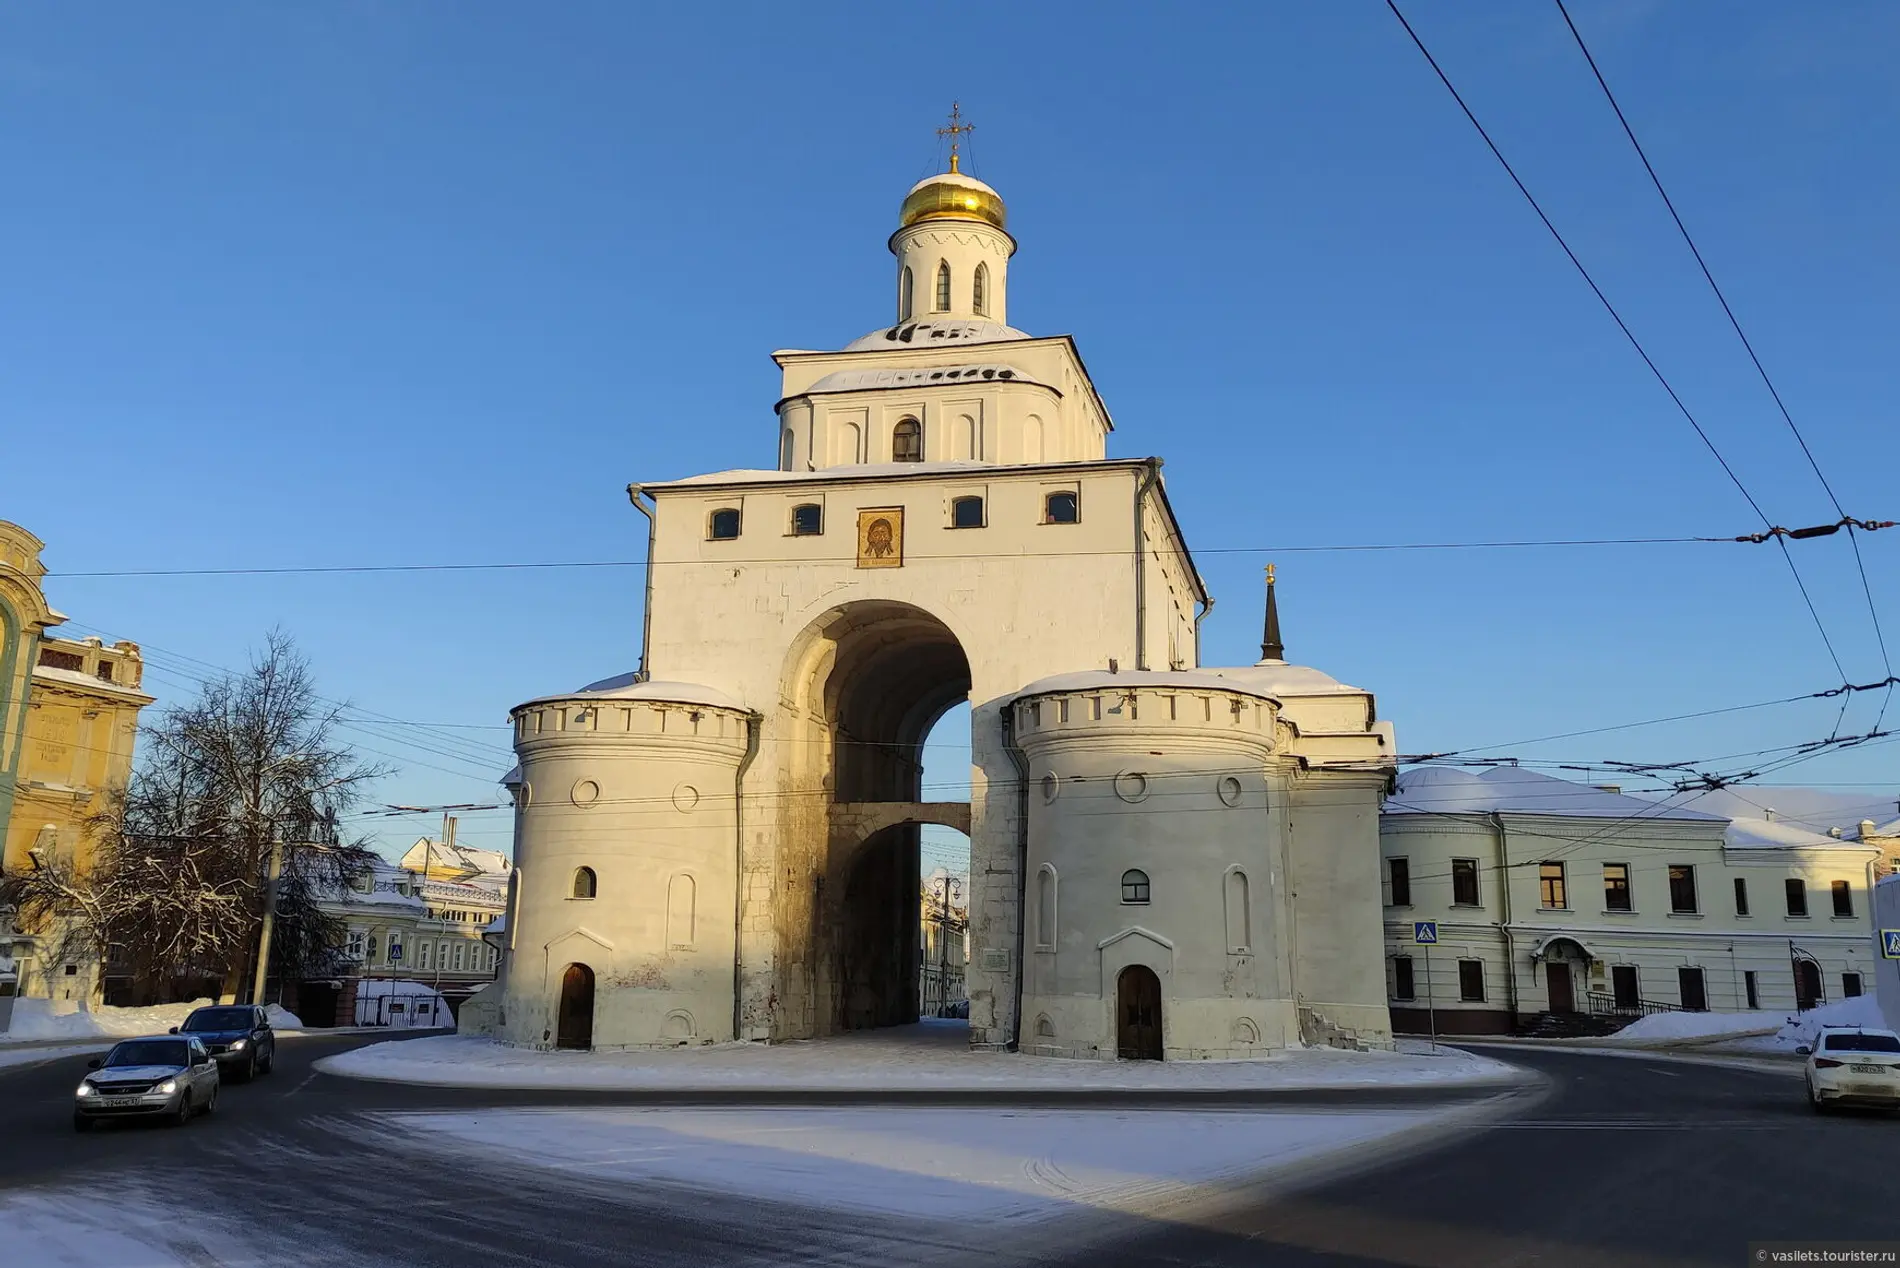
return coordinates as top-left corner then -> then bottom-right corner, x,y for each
1585,990 -> 1684,1018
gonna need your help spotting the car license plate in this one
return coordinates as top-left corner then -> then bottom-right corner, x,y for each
98,1096 -> 143,1108
1851,1064 -> 1886,1074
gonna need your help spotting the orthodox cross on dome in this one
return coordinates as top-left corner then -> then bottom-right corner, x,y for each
1260,564 -> 1285,663
937,101 -> 975,173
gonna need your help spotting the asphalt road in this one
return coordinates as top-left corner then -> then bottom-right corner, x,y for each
0,1035 -> 1892,1267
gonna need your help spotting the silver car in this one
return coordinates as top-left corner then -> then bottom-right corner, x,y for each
74,1035 -> 220,1131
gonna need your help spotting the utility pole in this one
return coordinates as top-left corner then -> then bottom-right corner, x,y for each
250,836 -> 285,1007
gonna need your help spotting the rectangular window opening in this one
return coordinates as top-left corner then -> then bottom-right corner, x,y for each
1668,864 -> 1698,914
1451,858 -> 1480,907
1539,862 -> 1567,910
1388,857 -> 1412,907
1603,863 -> 1631,912
1457,959 -> 1485,1003
1393,956 -> 1415,1001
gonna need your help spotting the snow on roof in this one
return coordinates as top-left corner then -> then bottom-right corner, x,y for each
1723,817 -> 1877,852
1386,766 -> 1726,821
842,319 -> 1033,353
517,676 -> 745,712
798,362 -> 1043,397
1013,668 -> 1281,702
1206,661 -> 1363,697
1864,817 -> 1900,839
646,461 -> 999,489
30,664 -> 154,702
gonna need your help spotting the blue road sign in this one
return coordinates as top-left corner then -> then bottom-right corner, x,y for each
1414,921 -> 1438,945
1882,929 -> 1900,960
390,943 -> 404,963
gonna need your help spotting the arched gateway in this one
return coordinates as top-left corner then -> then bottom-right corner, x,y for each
493,146 -> 1400,1059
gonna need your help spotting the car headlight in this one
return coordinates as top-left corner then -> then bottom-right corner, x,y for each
75,1082 -> 94,1097
157,1079 -> 178,1094
230,1038 -> 247,1051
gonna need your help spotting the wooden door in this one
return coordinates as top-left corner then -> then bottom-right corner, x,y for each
1116,965 -> 1163,1061
1545,962 -> 1575,1013
1796,961 -> 1822,1012
1611,964 -> 1639,1010
557,963 -> 595,1050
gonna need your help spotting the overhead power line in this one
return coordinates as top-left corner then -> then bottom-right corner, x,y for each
1383,0 -> 1851,685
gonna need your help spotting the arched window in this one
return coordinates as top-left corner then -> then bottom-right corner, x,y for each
571,866 -> 597,900
899,266 -> 914,321
779,428 -> 795,470
973,262 -> 989,316
791,503 -> 822,536
1121,868 -> 1151,905
1044,491 -> 1079,524
893,418 -> 923,462
708,507 -> 741,540
1036,865 -> 1058,949
935,260 -> 951,311
366,934 -> 380,962
951,495 -> 984,528
1224,869 -> 1251,953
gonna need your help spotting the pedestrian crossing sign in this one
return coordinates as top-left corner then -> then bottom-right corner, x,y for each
1414,921 -> 1438,945
1882,929 -> 1900,959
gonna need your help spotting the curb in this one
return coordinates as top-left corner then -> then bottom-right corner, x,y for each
1456,1039 -> 1803,1078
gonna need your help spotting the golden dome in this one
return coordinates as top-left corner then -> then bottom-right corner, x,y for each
899,169 -> 1006,231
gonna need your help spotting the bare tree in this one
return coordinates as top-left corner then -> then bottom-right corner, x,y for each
2,631 -> 387,1003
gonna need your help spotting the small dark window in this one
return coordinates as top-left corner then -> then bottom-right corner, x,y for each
1393,956 -> 1415,1001
1843,972 -> 1863,998
1744,970 -> 1759,1009
39,648 -> 84,671
973,262 -> 989,316
1603,863 -> 1631,911
1668,864 -> 1698,914
1457,959 -> 1485,1003
572,867 -> 597,900
893,418 -> 923,462
708,508 -> 741,540
1733,876 -> 1750,916
934,260 -> 951,311
95,661 -> 114,682
1388,857 -> 1411,907
950,495 -> 984,528
1785,878 -> 1808,917
791,503 -> 822,536
1120,869 -> 1150,905
1044,491 -> 1079,524
1451,858 -> 1480,907
1677,967 -> 1707,1012
899,265 -> 914,321
1830,879 -> 1852,918
1539,862 -> 1567,910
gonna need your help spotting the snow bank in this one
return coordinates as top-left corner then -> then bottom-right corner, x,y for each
1608,997 -> 1894,1053
0,1190 -> 263,1267
317,1021 -> 1520,1093
1608,1010 -> 1786,1045
1,997 -> 304,1043
389,1104 -> 1467,1223
1775,995 -> 1889,1049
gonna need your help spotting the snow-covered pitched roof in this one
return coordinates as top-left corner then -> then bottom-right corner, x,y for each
799,363 -> 1044,397
842,319 -> 1032,352
1386,766 -> 1726,821
516,675 -> 745,713
1723,817 -> 1878,852
1205,661 -> 1363,697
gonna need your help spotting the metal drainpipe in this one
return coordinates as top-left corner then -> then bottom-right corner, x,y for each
732,712 -> 762,1043
626,485 -> 658,682
1489,812 -> 1521,1025
1132,459 -> 1162,671
1002,701 -> 1031,1052
1192,594 -> 1214,668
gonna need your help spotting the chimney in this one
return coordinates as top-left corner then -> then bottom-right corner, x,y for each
1828,827 -> 1844,839
1764,808 -> 1776,823
1862,819 -> 1878,839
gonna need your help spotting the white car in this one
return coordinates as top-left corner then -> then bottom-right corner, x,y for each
1798,1025 -> 1900,1112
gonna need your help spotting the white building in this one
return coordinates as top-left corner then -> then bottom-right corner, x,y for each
1381,766 -> 1885,1033
490,149 -> 1399,1059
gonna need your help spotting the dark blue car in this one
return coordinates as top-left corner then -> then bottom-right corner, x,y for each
171,1004 -> 276,1081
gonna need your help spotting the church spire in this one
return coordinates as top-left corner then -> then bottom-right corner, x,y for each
1259,564 -> 1285,663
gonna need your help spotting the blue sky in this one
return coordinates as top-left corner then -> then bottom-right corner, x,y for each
5,1 -> 1896,860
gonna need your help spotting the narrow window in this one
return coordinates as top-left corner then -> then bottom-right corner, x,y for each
417,941 -> 433,972
1457,959 -> 1485,1003
1611,964 -> 1639,1010
1539,862 -> 1567,909
780,428 -> 795,470
973,262 -> 989,316
1744,970 -> 1759,1010
1678,966 -> 1707,1012
1843,972 -> 1863,998
1451,858 -> 1480,907
1036,865 -> 1057,948
1830,879 -> 1852,918
1224,869 -> 1250,952
1120,868 -> 1151,905
934,260 -> 951,311
1388,857 -> 1412,907
1733,876 -> 1750,916
1603,863 -> 1631,911
708,508 -> 741,540
950,495 -> 984,528
1668,864 -> 1698,914
899,265 -> 914,321
1044,491 -> 1079,524
1393,956 -> 1415,1001
366,934 -> 379,962
791,503 -> 823,536
572,866 -> 597,900
667,873 -> 696,948
893,418 -> 923,462
1785,878 -> 1808,917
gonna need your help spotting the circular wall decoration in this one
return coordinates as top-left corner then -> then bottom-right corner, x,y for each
571,779 -> 601,808
1040,773 -> 1060,804
1113,771 -> 1150,804
673,783 -> 701,813
517,782 -> 533,809
1217,775 -> 1244,807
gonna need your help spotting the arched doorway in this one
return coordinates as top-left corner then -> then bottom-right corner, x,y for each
556,963 -> 594,1050
1795,959 -> 1824,1012
1116,964 -> 1163,1060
